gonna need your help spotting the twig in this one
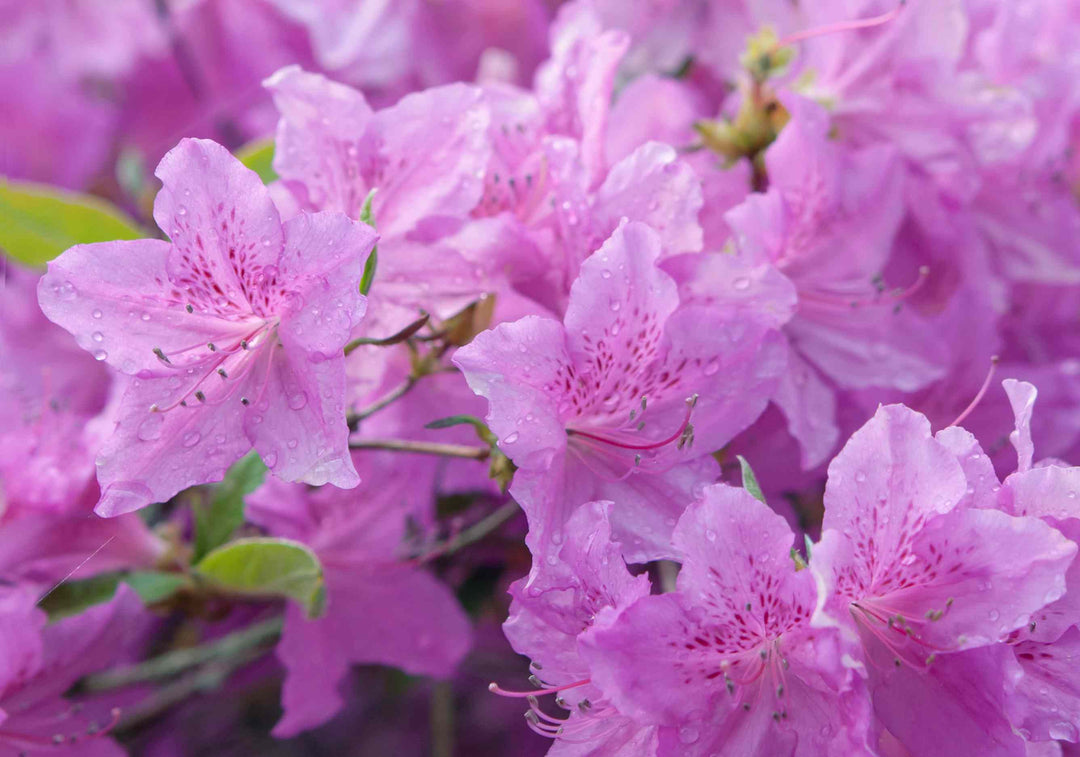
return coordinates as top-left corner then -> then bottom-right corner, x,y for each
430,681 -> 455,757
417,501 -> 521,562
343,313 -> 430,355
347,375 -> 419,429
348,439 -> 490,460
80,617 -> 283,692
113,648 -> 266,733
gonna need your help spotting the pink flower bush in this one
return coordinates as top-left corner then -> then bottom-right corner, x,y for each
3,1 -> 1080,755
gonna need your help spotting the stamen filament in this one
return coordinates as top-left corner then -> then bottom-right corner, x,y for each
567,396 -> 696,452
488,678 -> 590,698
774,2 -> 905,49
948,355 -> 1000,428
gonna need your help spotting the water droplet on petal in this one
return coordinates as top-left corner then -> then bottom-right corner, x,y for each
678,726 -> 700,744
264,452 -> 278,467
288,392 -> 308,410
92,331 -> 104,343
93,349 -> 108,361
503,432 -> 520,444
182,432 -> 201,448
137,415 -> 164,441
92,309 -> 103,319
57,281 -> 78,300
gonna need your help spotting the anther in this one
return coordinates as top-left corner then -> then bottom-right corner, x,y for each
153,347 -> 172,364
207,343 -> 217,352
217,368 -> 228,379
240,397 -> 250,406
194,391 -> 206,403
185,304 -> 194,313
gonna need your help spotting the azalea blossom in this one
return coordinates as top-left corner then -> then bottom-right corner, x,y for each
37,138 -> 377,515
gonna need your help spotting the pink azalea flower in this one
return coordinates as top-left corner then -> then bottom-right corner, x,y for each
247,450 -> 472,737
971,380 -> 1080,745
0,585 -> 145,756
496,500 -> 658,755
812,402 -> 1077,756
581,484 -> 866,756
725,95 -> 947,468
264,65 -> 518,334
0,263 -> 110,516
455,220 -> 785,559
37,138 -> 377,516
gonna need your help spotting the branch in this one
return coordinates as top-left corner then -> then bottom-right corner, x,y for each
80,617 -> 283,692
348,439 -> 490,460
417,501 -> 521,562
347,375 -> 418,429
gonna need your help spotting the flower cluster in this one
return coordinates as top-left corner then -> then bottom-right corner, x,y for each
3,0 -> 1080,755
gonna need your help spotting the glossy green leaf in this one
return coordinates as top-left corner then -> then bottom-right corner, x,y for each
0,179 -> 145,266
235,139 -> 278,184
194,538 -> 325,618
737,455 -> 766,504
192,452 -> 267,561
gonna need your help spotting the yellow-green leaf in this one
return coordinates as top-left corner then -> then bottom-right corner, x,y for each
0,179 -> 146,267
235,139 -> 278,184
195,537 -> 325,618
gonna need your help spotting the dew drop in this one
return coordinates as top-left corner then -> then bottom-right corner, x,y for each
92,309 -> 103,319
93,349 -> 108,361
855,471 -> 867,483
137,415 -> 164,441
678,726 -> 700,744
182,432 -> 201,448
92,331 -> 104,343
703,359 -> 721,377
265,452 -> 278,467
288,392 -> 309,410
56,281 -> 78,300
503,432 -> 520,444
733,277 -> 751,291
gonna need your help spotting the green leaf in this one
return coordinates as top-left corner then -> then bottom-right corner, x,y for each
192,452 -> 267,561
235,139 -> 278,184
0,179 -> 145,266
36,570 -> 191,620
737,455 -> 766,503
195,537 -> 326,618
358,188 -> 379,296
38,573 -> 121,621
124,571 -> 192,605
359,188 -> 377,227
